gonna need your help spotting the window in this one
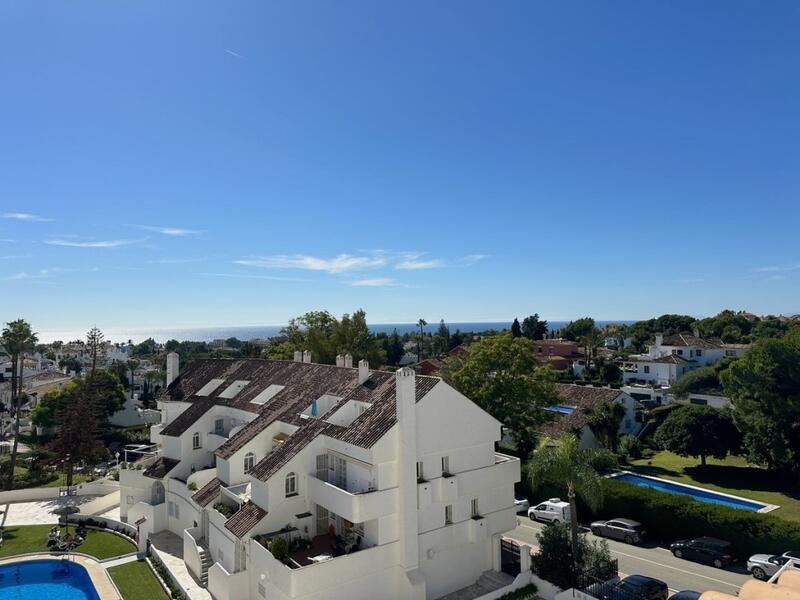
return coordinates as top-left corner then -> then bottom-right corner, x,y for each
416,461 -> 424,482
643,366 -> 650,374
168,501 -> 180,519
677,349 -> 684,356
214,419 -> 224,434
441,456 -> 450,476
445,504 -> 453,524
192,432 -> 201,449
471,498 -> 480,517
244,452 -> 255,474
285,472 -> 297,497
126,495 -> 134,505
696,349 -> 703,357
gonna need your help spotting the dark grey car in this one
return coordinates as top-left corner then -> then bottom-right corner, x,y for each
590,518 -> 646,545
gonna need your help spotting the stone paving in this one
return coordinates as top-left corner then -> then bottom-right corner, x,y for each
0,496 -> 100,526
151,530 -> 212,600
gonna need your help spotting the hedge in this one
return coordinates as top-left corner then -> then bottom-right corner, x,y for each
590,480 -> 800,558
530,478 -> 800,558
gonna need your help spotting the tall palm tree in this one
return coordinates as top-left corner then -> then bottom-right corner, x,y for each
416,318 -> 427,360
1,319 -> 38,490
580,328 -> 604,375
527,433 -> 604,575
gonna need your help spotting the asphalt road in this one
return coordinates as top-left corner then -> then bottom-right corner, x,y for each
507,517 -> 750,595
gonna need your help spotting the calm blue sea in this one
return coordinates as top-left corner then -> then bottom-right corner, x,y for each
39,320 -> 634,344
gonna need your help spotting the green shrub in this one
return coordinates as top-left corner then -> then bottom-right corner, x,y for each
498,583 -> 538,599
187,482 -> 197,491
531,521 -> 613,589
269,537 -> 289,561
587,449 -> 618,475
618,435 -> 643,461
588,479 -> 800,558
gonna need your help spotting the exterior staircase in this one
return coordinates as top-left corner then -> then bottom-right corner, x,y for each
437,570 -> 515,600
198,544 -> 212,588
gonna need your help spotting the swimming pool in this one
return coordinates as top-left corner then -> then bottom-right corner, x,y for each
545,405 -> 576,415
609,472 -> 778,513
0,559 -> 101,600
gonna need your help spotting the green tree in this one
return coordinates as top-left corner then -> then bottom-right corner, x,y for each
562,317 -> 595,341
448,334 -> 557,459
580,328 -> 604,373
1,319 -> 38,490
522,313 -> 548,340
127,359 -> 140,400
586,401 -> 626,451
531,521 -> 615,589
434,320 -> 451,355
528,433 -> 604,573
511,318 -> 522,338
50,382 -> 101,487
86,326 -> 105,372
721,335 -> 800,472
653,404 -> 740,467
58,356 -> 82,375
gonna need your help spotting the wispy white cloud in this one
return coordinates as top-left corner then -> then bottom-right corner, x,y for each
45,238 -> 141,248
755,263 -> 800,273
348,278 -> 401,287
2,212 -> 53,222
235,254 -> 387,274
457,254 -> 489,266
766,274 -> 787,281
2,266 -> 95,281
224,49 -> 243,58
133,225 -> 204,237
0,239 -> 17,243
396,258 -> 445,270
203,272 -> 310,283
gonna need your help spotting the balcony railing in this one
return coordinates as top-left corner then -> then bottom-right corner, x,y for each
307,475 -> 397,523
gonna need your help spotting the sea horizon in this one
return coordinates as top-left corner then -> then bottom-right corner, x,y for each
34,320 -> 637,345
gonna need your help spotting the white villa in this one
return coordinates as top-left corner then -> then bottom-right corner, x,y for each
621,333 -> 727,386
120,352 -> 520,600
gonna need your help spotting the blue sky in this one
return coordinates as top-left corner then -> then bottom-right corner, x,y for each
1,1 -> 799,335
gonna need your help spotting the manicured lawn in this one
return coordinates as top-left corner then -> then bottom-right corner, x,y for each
109,560 -> 169,600
0,524 -> 136,560
629,451 -> 800,521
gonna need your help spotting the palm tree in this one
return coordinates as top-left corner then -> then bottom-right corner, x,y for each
586,402 -> 626,451
580,329 -> 604,375
1,319 -> 38,490
528,433 -> 604,575
416,318 -> 427,361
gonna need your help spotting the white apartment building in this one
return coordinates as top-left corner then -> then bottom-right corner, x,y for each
121,353 -> 519,600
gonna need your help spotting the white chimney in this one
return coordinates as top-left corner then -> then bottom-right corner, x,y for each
166,352 -> 180,388
654,334 -> 663,347
344,354 -> 353,368
358,359 -> 370,384
293,350 -> 303,362
693,327 -> 700,338
395,367 -> 419,570
335,354 -> 344,367
302,350 -> 312,364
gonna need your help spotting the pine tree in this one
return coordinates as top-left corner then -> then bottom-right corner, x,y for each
511,318 -> 522,338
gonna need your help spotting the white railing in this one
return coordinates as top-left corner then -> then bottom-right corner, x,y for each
307,475 -> 397,523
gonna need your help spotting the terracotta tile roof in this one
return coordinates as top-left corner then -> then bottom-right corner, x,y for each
192,477 -> 223,507
660,334 -> 721,349
627,354 -> 691,364
539,384 -> 624,438
143,457 -> 179,479
224,500 -> 267,539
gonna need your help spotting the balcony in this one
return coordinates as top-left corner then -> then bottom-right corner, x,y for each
307,475 -> 397,523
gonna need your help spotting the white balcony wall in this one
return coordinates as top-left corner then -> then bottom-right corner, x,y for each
183,526 -> 204,581
307,475 -> 398,523
208,562 -> 249,600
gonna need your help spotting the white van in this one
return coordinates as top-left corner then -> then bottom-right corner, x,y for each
528,498 -> 571,523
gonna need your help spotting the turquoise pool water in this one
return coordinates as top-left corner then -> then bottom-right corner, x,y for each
611,472 -> 768,512
0,559 -> 101,600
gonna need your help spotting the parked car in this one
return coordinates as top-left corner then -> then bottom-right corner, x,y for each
614,575 -> 668,600
748,554 -> 797,580
590,518 -> 646,545
587,575 -> 669,600
670,537 -> 734,568
784,550 -> 800,560
670,591 -> 701,600
528,499 -> 571,523
93,462 -> 111,476
514,495 -> 530,514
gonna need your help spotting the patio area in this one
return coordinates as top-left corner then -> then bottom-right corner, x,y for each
288,533 -> 366,567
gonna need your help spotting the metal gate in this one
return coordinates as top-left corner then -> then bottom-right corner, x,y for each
501,539 -> 521,576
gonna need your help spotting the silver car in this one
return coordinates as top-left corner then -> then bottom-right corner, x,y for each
590,518 -> 646,545
747,554 -> 795,580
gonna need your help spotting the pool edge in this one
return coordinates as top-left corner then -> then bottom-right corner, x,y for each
608,470 -> 781,514
0,554 -> 122,599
